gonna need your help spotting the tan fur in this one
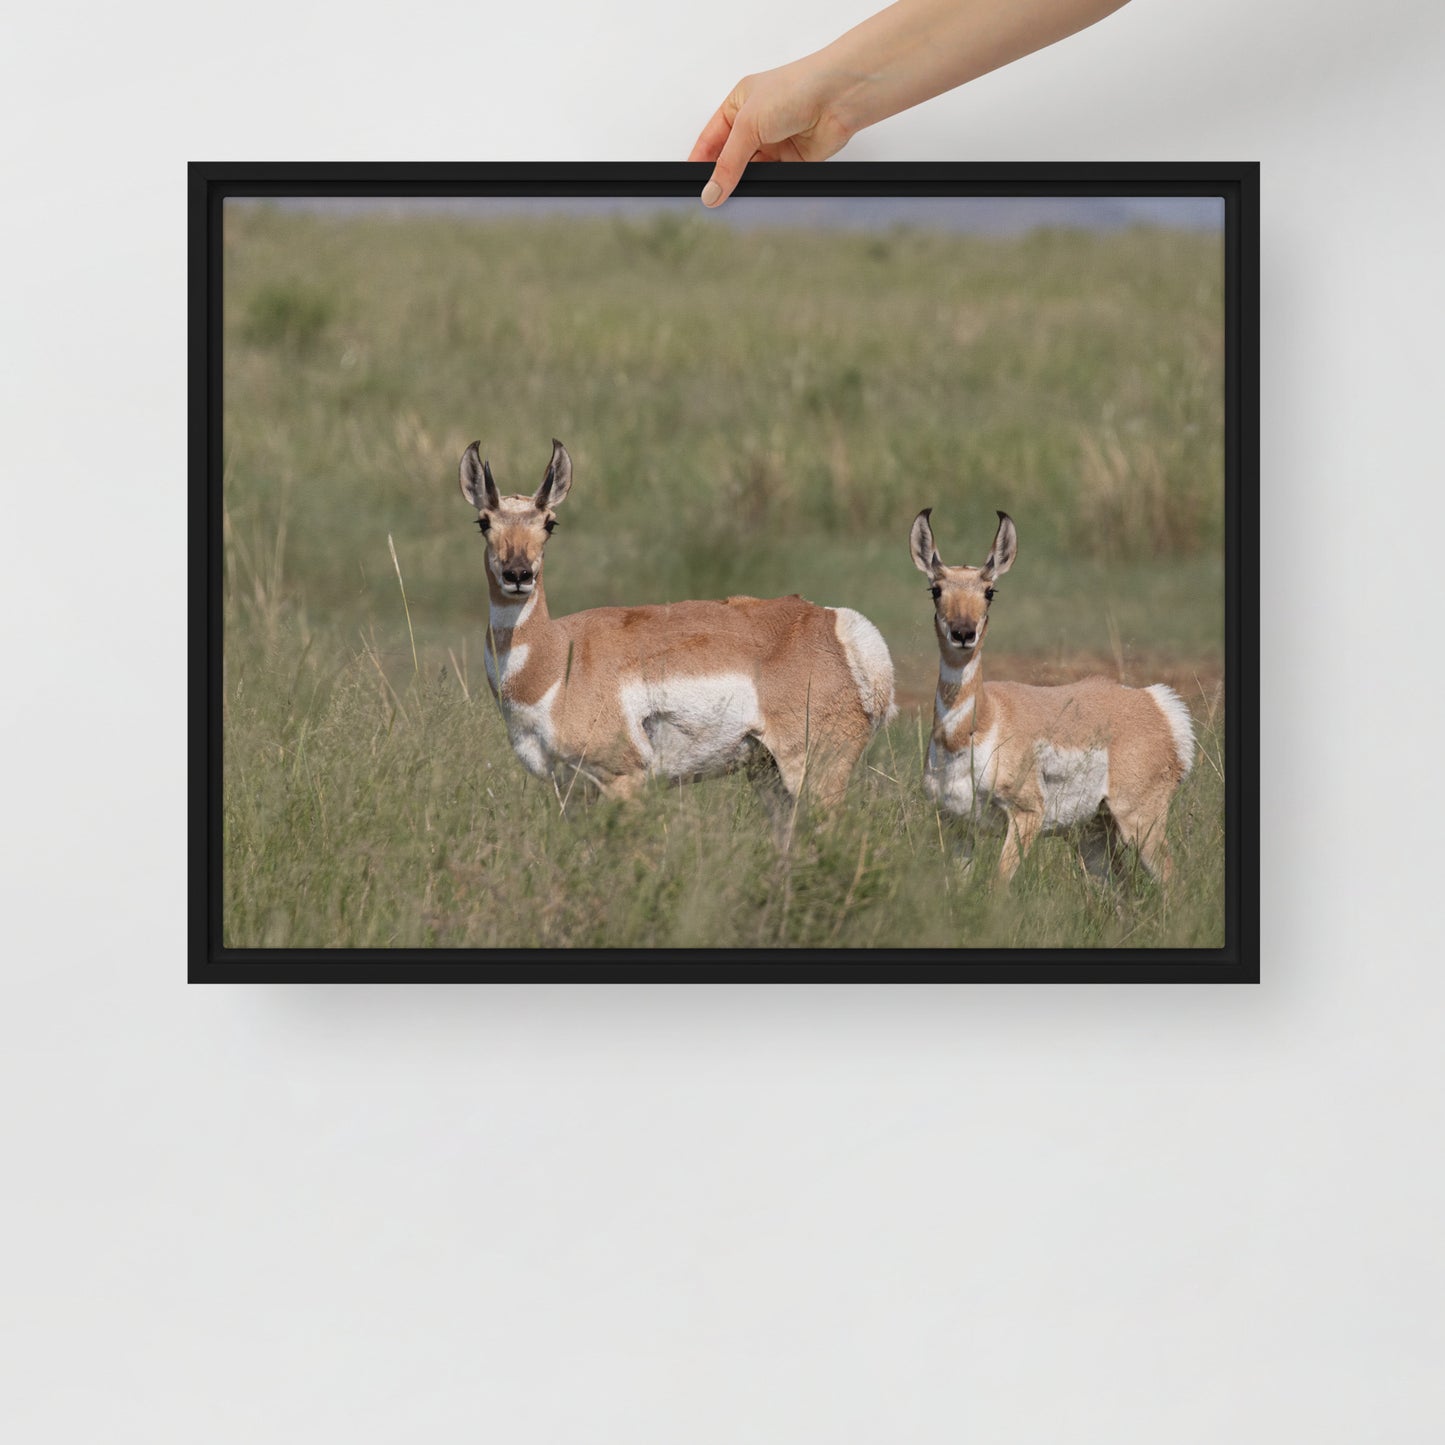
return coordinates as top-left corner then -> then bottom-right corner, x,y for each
489,588 -> 877,798
461,441 -> 896,842
912,508 -> 1193,885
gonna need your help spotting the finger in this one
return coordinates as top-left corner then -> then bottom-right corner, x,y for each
701,110 -> 759,207
688,104 -> 732,164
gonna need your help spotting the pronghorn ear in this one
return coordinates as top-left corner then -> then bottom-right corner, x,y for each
460,442 -> 500,511
534,438 -> 573,510
981,511 -> 1017,580
910,509 -> 942,578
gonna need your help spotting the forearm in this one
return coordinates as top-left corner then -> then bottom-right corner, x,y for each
805,0 -> 1130,138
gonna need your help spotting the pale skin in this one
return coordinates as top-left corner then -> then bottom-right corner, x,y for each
689,0 -> 1132,205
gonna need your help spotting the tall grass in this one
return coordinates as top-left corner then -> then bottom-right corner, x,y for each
221,205 -> 1226,950
223,623 -> 1225,949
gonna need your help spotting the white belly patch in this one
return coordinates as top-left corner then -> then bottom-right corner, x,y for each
926,728 -> 1111,835
618,673 -> 762,779
1036,743 -> 1109,830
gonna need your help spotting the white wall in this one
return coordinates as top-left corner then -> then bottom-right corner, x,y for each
4,1 -> 1444,1438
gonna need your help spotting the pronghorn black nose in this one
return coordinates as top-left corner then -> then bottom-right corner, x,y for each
502,567 -> 533,586
953,628 -> 977,649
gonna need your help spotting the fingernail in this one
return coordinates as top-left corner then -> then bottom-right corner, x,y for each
701,181 -> 722,207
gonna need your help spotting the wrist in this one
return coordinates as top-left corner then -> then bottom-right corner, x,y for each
793,46 -> 876,145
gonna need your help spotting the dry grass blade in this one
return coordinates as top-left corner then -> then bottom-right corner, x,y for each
447,647 -> 471,701
1106,609 -> 1126,682
387,533 -> 419,677
1191,670 -> 1226,782
358,625 -> 408,725
828,834 -> 871,942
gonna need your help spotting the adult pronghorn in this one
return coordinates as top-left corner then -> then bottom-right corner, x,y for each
460,438 -> 896,841
910,507 -> 1195,885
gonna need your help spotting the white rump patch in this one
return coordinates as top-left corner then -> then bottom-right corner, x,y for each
1146,684 -> 1196,776
618,673 -> 763,780
1036,743 -> 1110,830
832,607 -> 898,727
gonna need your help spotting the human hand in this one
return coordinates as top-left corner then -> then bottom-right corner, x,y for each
688,0 -> 1133,208
688,57 -> 856,208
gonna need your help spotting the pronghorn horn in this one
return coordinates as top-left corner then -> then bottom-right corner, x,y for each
910,507 -> 941,577
535,438 -> 573,510
981,510 -> 1018,580
460,440 -> 501,511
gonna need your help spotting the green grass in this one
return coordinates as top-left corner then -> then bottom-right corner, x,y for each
223,622 -> 1226,949
222,203 -> 1226,950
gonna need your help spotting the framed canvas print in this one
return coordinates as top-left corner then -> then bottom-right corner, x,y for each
190,162 -> 1258,982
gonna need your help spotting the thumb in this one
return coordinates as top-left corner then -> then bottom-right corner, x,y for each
701,110 -> 759,207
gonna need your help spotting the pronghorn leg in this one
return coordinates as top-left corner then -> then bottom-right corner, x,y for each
1077,811 -> 1130,922
803,738 -> 866,817
1077,811 -> 1122,886
1108,799 -> 1174,886
774,728 -> 868,844
745,741 -> 799,852
1135,807 -> 1175,886
951,827 -> 978,877
756,731 -> 816,844
754,718 -> 866,846
950,801 -> 1004,880
594,772 -> 645,805
997,809 -> 1041,884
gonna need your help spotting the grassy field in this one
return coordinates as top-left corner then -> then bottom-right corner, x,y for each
222,203 -> 1226,950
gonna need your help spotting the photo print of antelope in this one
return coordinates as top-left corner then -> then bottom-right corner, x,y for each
910,508 -> 1195,887
459,437 -> 896,849
219,184 -> 1229,952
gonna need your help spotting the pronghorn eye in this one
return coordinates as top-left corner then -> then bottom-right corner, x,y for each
985,587 -> 996,602
930,584 -> 942,601
543,516 -> 556,534
476,515 -> 491,534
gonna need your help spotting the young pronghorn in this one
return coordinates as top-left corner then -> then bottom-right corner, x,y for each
910,507 -> 1195,886
460,438 -> 896,842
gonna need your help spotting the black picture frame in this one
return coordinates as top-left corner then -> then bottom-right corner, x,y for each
190,161 -> 1259,983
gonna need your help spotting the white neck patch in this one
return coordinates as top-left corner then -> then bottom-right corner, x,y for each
484,640 -> 531,692
936,690 -> 976,728
938,655 -> 980,689
488,589 -> 538,632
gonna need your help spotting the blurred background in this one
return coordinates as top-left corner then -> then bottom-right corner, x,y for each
222,194 -> 1225,947
225,195 -> 1223,699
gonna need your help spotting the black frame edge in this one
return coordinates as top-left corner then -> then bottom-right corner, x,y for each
190,162 -> 1260,984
